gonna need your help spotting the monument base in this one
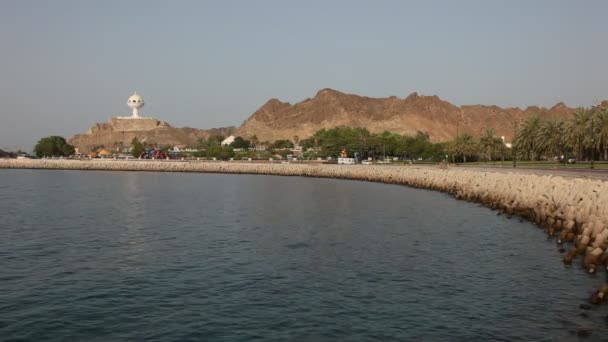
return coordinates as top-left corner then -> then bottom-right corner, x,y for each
109,117 -> 169,132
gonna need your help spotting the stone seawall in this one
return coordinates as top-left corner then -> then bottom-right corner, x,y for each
3,158 -> 608,303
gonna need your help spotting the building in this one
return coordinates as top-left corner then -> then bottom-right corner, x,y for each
221,136 -> 235,146
127,92 -> 145,118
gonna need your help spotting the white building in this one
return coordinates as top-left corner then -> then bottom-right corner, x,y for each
221,136 -> 235,146
126,92 -> 145,118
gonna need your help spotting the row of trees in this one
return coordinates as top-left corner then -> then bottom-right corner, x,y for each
514,107 -> 608,161
128,136 -> 239,159
298,127 -> 445,160
442,106 -> 608,163
181,127 -> 499,162
446,129 -> 507,163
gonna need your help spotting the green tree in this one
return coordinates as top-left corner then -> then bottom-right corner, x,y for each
250,135 -> 259,149
564,108 -> 591,161
234,149 -> 272,160
535,119 -> 565,160
404,132 -> 443,161
131,137 -> 145,158
452,133 -> 478,163
206,145 -> 235,159
34,136 -> 75,158
594,107 -> 608,160
311,126 -> 373,158
479,128 -> 502,161
230,136 -> 251,149
304,126 -> 445,161
194,135 -> 226,154
515,116 -> 542,160
375,131 -> 401,159
270,139 -> 294,149
299,137 -> 316,150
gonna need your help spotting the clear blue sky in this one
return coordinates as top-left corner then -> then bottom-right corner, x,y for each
1,0 -> 606,150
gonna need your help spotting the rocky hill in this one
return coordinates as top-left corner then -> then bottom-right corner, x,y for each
69,117 -> 235,153
236,88 -> 575,142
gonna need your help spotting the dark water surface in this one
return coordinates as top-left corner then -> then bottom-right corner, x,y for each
1,169 -> 607,341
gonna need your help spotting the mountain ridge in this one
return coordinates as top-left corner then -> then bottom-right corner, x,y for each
68,89 -> 598,153
235,88 -> 578,142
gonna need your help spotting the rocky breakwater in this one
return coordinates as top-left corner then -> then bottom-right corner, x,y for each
3,158 -> 608,303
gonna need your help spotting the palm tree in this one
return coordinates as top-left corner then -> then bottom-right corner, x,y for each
250,135 -> 259,150
535,119 -> 565,161
448,139 -> 459,163
593,108 -> 608,161
515,116 -> 542,160
564,108 -> 591,161
456,133 -> 478,163
479,128 -> 501,161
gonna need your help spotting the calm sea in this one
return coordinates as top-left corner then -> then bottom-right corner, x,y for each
1,169 -> 607,341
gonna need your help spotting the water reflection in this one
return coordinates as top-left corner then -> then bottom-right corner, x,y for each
1,170 -> 607,341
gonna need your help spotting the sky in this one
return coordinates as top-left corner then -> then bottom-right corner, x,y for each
1,0 -> 607,151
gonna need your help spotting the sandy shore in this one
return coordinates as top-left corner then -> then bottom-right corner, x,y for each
3,158 -> 608,302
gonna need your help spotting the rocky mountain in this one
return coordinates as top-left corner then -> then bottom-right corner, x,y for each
69,117 -> 235,153
235,88 -> 575,142
69,88 -> 587,152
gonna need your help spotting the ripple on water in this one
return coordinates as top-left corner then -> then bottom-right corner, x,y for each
1,170 -> 607,341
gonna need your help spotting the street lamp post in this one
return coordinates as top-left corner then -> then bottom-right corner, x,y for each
512,119 -> 519,168
591,115 -> 595,170
455,118 -> 459,164
383,143 -> 386,161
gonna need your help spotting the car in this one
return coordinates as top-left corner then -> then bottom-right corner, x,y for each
567,158 -> 576,164
361,160 -> 371,165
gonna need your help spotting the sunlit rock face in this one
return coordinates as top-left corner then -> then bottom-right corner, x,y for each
235,88 -> 577,142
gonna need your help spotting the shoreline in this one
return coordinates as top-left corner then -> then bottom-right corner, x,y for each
3,158 -> 608,303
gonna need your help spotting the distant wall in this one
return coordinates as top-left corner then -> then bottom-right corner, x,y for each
108,117 -> 167,132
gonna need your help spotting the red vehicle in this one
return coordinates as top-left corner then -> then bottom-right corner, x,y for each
139,149 -> 168,159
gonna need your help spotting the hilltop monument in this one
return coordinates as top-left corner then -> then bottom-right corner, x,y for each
126,91 -> 145,118
68,92 -> 235,153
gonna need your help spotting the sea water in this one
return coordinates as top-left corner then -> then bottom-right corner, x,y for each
1,169 -> 607,341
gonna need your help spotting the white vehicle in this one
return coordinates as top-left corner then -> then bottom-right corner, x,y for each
361,160 -> 371,165
338,157 -> 355,165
